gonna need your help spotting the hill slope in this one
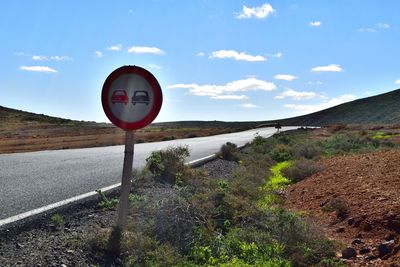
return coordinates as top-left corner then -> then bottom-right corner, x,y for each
268,88 -> 400,126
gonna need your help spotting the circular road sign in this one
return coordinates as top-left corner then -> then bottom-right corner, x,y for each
101,65 -> 163,130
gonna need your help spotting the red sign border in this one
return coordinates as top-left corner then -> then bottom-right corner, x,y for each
101,65 -> 163,130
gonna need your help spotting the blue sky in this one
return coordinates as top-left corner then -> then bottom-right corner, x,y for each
0,1 -> 399,123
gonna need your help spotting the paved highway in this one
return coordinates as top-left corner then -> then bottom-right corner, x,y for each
0,127 -> 296,221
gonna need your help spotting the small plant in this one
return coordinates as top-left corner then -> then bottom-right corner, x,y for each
129,193 -> 146,203
218,180 -> 229,191
218,142 -> 239,162
95,189 -> 119,210
145,146 -> 190,184
283,159 -> 322,183
321,197 -> 349,219
51,214 -> 64,228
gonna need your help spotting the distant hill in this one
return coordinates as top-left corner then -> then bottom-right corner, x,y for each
265,88 -> 400,126
1,88 -> 400,129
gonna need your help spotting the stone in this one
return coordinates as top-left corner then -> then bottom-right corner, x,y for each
351,238 -> 362,245
364,254 -> 377,261
16,243 -> 24,249
336,227 -> 345,233
341,247 -> 357,259
359,247 -> 371,254
377,243 -> 391,257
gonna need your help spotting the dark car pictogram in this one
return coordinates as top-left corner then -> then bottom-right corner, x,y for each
132,91 -> 150,105
111,90 -> 129,105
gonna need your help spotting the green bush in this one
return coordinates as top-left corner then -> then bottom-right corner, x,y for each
145,146 -> 190,184
283,159 -> 322,183
51,214 -> 64,228
318,133 -> 379,155
219,142 -> 240,162
270,144 -> 292,162
293,143 -> 322,159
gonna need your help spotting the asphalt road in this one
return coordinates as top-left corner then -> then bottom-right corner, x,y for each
0,127 -> 296,220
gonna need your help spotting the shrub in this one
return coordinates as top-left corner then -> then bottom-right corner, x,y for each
283,159 -> 322,183
218,142 -> 240,162
321,197 -> 349,219
318,132 -> 380,155
145,146 -> 190,184
270,144 -> 292,162
293,143 -> 322,159
95,189 -> 119,210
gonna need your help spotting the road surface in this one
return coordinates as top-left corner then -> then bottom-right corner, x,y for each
0,127 -> 296,221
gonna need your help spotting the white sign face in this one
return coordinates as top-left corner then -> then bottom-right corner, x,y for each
107,73 -> 154,123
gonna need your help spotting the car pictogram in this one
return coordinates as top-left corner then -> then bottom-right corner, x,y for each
111,90 -> 129,105
132,91 -> 150,105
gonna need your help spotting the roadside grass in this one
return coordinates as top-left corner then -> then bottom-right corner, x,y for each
89,135 -> 343,266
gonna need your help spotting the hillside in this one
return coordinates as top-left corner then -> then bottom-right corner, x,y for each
268,88 -> 400,126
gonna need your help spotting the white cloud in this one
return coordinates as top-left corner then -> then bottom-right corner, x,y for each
210,50 -> 266,62
309,21 -> 322,27
240,103 -> 261,108
20,66 -> 58,73
359,28 -> 377,33
311,64 -> 343,72
95,51 -> 103,58
148,64 -> 162,70
236,3 -> 275,19
211,95 -> 248,100
32,55 -> 48,61
270,52 -> 283,58
50,56 -> 72,61
107,44 -> 122,51
274,74 -> 297,81
128,46 -> 164,55
307,81 -> 323,85
167,77 -> 276,98
376,23 -> 390,29
395,79 -> 400,85
284,94 -> 357,114
197,52 -> 205,56
31,55 -> 72,61
275,88 -> 318,100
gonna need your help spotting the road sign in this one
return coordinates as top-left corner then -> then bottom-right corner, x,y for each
101,65 -> 163,233
101,65 -> 163,130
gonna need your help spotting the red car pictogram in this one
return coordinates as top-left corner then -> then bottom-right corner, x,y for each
111,90 -> 129,105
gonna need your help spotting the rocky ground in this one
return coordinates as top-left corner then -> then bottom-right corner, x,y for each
0,159 -> 240,266
285,149 -> 400,266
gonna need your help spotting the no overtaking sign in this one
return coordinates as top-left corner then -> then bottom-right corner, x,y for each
102,65 -> 163,130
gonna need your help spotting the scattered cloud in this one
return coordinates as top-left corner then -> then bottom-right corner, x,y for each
20,66 -> 58,73
211,95 -> 248,100
284,94 -> 357,114
240,103 -> 261,108
107,44 -> 122,51
95,51 -> 103,58
236,3 -> 275,19
270,52 -> 283,58
167,77 -> 276,99
148,64 -> 162,70
274,74 -> 297,81
359,23 -> 390,33
307,81 -> 323,85
358,28 -> 377,33
32,55 -> 72,61
309,21 -> 322,27
197,52 -> 205,56
376,23 -> 390,29
13,52 -> 25,56
128,46 -> 164,55
395,79 -> 400,85
275,88 -> 318,100
32,55 -> 48,61
311,64 -> 343,72
210,50 -> 266,62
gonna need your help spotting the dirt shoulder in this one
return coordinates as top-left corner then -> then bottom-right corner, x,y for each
285,149 -> 400,266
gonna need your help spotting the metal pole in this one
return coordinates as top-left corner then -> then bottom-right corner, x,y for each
117,130 -> 135,229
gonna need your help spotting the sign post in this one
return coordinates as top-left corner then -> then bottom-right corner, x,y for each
101,65 -> 162,229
